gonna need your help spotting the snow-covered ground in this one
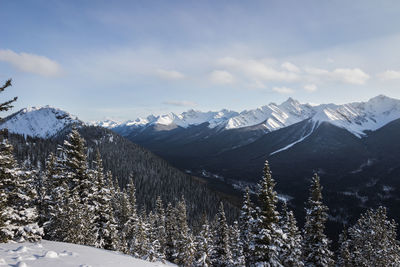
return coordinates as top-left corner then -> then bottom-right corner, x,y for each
0,240 -> 174,267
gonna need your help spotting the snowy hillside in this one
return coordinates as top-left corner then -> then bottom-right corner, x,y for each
0,240 -> 173,267
0,106 -> 82,138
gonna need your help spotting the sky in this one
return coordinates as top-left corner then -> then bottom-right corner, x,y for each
1,0 -> 400,122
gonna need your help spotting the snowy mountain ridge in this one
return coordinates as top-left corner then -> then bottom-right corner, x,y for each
0,106 -> 82,138
99,95 -> 400,137
2,95 -> 400,139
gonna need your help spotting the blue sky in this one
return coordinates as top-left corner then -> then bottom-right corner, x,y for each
1,0 -> 400,121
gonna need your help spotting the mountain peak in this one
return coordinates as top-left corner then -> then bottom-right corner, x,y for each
0,106 -> 82,138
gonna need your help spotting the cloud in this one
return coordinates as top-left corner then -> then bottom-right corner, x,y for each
272,86 -> 294,94
281,62 -> 300,73
209,70 -> 235,84
377,70 -> 400,81
332,68 -> 370,85
162,100 -> 196,107
217,57 -> 299,82
156,69 -> 185,80
304,84 -> 317,92
0,49 -> 62,77
305,67 -> 369,85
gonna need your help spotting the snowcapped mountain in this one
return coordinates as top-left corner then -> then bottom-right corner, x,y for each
2,95 -> 400,141
103,95 -> 400,138
0,106 -> 82,138
311,95 -> 400,137
224,97 -> 314,131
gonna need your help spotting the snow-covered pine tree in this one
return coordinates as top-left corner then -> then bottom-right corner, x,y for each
122,175 -> 139,254
239,186 -> 256,266
337,228 -> 351,267
154,196 -> 166,257
252,160 -> 284,267
280,202 -> 303,267
165,202 -> 178,262
133,208 -> 150,259
302,174 -> 334,267
342,206 -> 400,267
147,211 -> 165,263
58,129 -> 95,245
92,150 -> 118,250
0,140 -> 43,242
195,216 -> 213,267
45,151 -> 69,241
211,202 -> 233,267
229,221 -> 245,266
174,196 -> 196,266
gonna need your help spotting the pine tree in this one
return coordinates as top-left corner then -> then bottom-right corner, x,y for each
45,152 -> 69,241
0,79 -> 17,118
230,221 -> 245,266
340,207 -> 400,267
92,150 -> 118,250
280,202 -> 303,267
211,202 -> 233,267
122,175 -> 140,254
253,161 -> 284,267
165,202 -> 178,262
0,140 -> 43,242
239,186 -> 256,266
174,196 -> 195,266
154,196 -> 167,257
337,228 -> 352,267
302,174 -> 334,267
133,208 -> 150,259
58,129 -> 95,245
195,216 -> 213,267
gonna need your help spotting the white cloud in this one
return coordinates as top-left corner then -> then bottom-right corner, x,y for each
217,57 -> 299,82
156,69 -> 185,80
304,84 -> 318,92
162,100 -> 196,107
332,68 -> 370,85
0,49 -> 61,77
272,86 -> 294,94
305,67 -> 369,85
281,62 -> 300,73
377,70 -> 400,81
209,70 -> 235,84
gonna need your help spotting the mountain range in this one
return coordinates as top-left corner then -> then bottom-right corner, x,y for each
2,95 -> 400,239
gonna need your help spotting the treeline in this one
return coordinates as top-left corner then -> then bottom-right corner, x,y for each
1,128 -> 400,266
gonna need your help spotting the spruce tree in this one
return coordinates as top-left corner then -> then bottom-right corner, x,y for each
195,216 -> 213,267
92,150 -> 118,250
337,228 -> 352,267
253,161 -> 284,267
122,176 -> 139,254
174,196 -> 195,266
302,174 -> 334,267
0,140 -> 43,242
45,151 -> 69,241
239,186 -> 256,266
280,202 -> 303,267
165,202 -> 178,262
211,202 -> 233,267
341,207 -> 400,267
58,129 -> 95,245
154,196 -> 167,256
230,221 -> 245,266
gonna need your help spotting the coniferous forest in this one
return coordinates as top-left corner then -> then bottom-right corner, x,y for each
2,80 -> 400,266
